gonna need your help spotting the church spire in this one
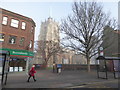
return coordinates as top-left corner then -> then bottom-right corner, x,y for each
49,6 -> 52,18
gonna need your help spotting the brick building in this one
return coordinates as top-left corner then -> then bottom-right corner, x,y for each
0,8 -> 36,71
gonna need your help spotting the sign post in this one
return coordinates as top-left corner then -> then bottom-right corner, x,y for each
57,64 -> 62,73
0,50 -> 10,89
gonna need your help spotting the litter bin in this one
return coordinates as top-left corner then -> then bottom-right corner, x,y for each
57,64 -> 62,73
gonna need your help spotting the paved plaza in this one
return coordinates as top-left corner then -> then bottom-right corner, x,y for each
2,69 -> 119,89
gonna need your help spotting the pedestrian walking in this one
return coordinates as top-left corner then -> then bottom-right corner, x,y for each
27,65 -> 36,82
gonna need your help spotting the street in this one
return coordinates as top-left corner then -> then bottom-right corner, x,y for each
1,69 -> 119,89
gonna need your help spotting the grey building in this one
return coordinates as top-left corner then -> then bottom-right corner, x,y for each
101,26 -> 120,71
102,26 -> 120,57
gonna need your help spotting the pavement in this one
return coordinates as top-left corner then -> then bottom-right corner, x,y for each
1,69 -> 119,89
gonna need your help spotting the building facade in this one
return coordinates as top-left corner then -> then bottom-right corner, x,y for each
102,26 -> 119,57
38,17 -> 59,43
0,8 -> 36,71
118,1 -> 120,29
101,26 -> 120,71
37,17 -> 60,67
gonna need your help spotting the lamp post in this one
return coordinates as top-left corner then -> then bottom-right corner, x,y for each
53,63 -> 55,73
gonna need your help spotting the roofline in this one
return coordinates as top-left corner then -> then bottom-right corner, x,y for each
0,8 -> 36,27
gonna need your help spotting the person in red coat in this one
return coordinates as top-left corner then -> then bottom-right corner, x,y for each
27,65 -> 36,82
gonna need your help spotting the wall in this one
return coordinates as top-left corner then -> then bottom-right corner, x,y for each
0,8 -> 35,52
103,26 -> 119,57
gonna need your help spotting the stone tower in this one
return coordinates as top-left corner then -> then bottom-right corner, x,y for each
38,17 -> 60,67
38,17 -> 59,43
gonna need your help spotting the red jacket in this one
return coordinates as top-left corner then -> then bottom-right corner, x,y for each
29,67 -> 36,76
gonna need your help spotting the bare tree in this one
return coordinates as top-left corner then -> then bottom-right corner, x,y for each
35,40 -> 61,67
60,2 -> 114,72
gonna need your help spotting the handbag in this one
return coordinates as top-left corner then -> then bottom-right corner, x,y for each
29,71 -> 32,75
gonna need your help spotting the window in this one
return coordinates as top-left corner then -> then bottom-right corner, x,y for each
2,17 -> 8,25
21,22 -> 26,29
29,40 -> 32,48
10,19 -> 19,28
0,33 -> 5,42
31,26 -> 34,32
9,35 -> 17,44
19,37 -> 25,46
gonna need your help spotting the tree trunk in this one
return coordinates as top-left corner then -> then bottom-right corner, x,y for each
87,57 -> 91,72
42,60 -> 47,69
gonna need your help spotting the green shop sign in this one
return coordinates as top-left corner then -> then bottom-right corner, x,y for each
12,51 -> 28,56
0,48 -> 34,57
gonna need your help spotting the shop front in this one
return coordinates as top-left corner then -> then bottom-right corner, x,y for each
0,48 -> 34,72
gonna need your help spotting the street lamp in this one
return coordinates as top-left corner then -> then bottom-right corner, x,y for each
53,63 -> 55,73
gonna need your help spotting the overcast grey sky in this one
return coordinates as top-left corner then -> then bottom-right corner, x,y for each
1,1 -> 118,41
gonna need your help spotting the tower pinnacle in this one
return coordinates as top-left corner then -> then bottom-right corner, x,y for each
49,6 -> 52,18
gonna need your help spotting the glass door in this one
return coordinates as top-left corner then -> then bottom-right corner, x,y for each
0,55 -> 4,74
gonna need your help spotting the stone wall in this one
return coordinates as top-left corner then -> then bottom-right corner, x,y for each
61,64 -> 97,71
